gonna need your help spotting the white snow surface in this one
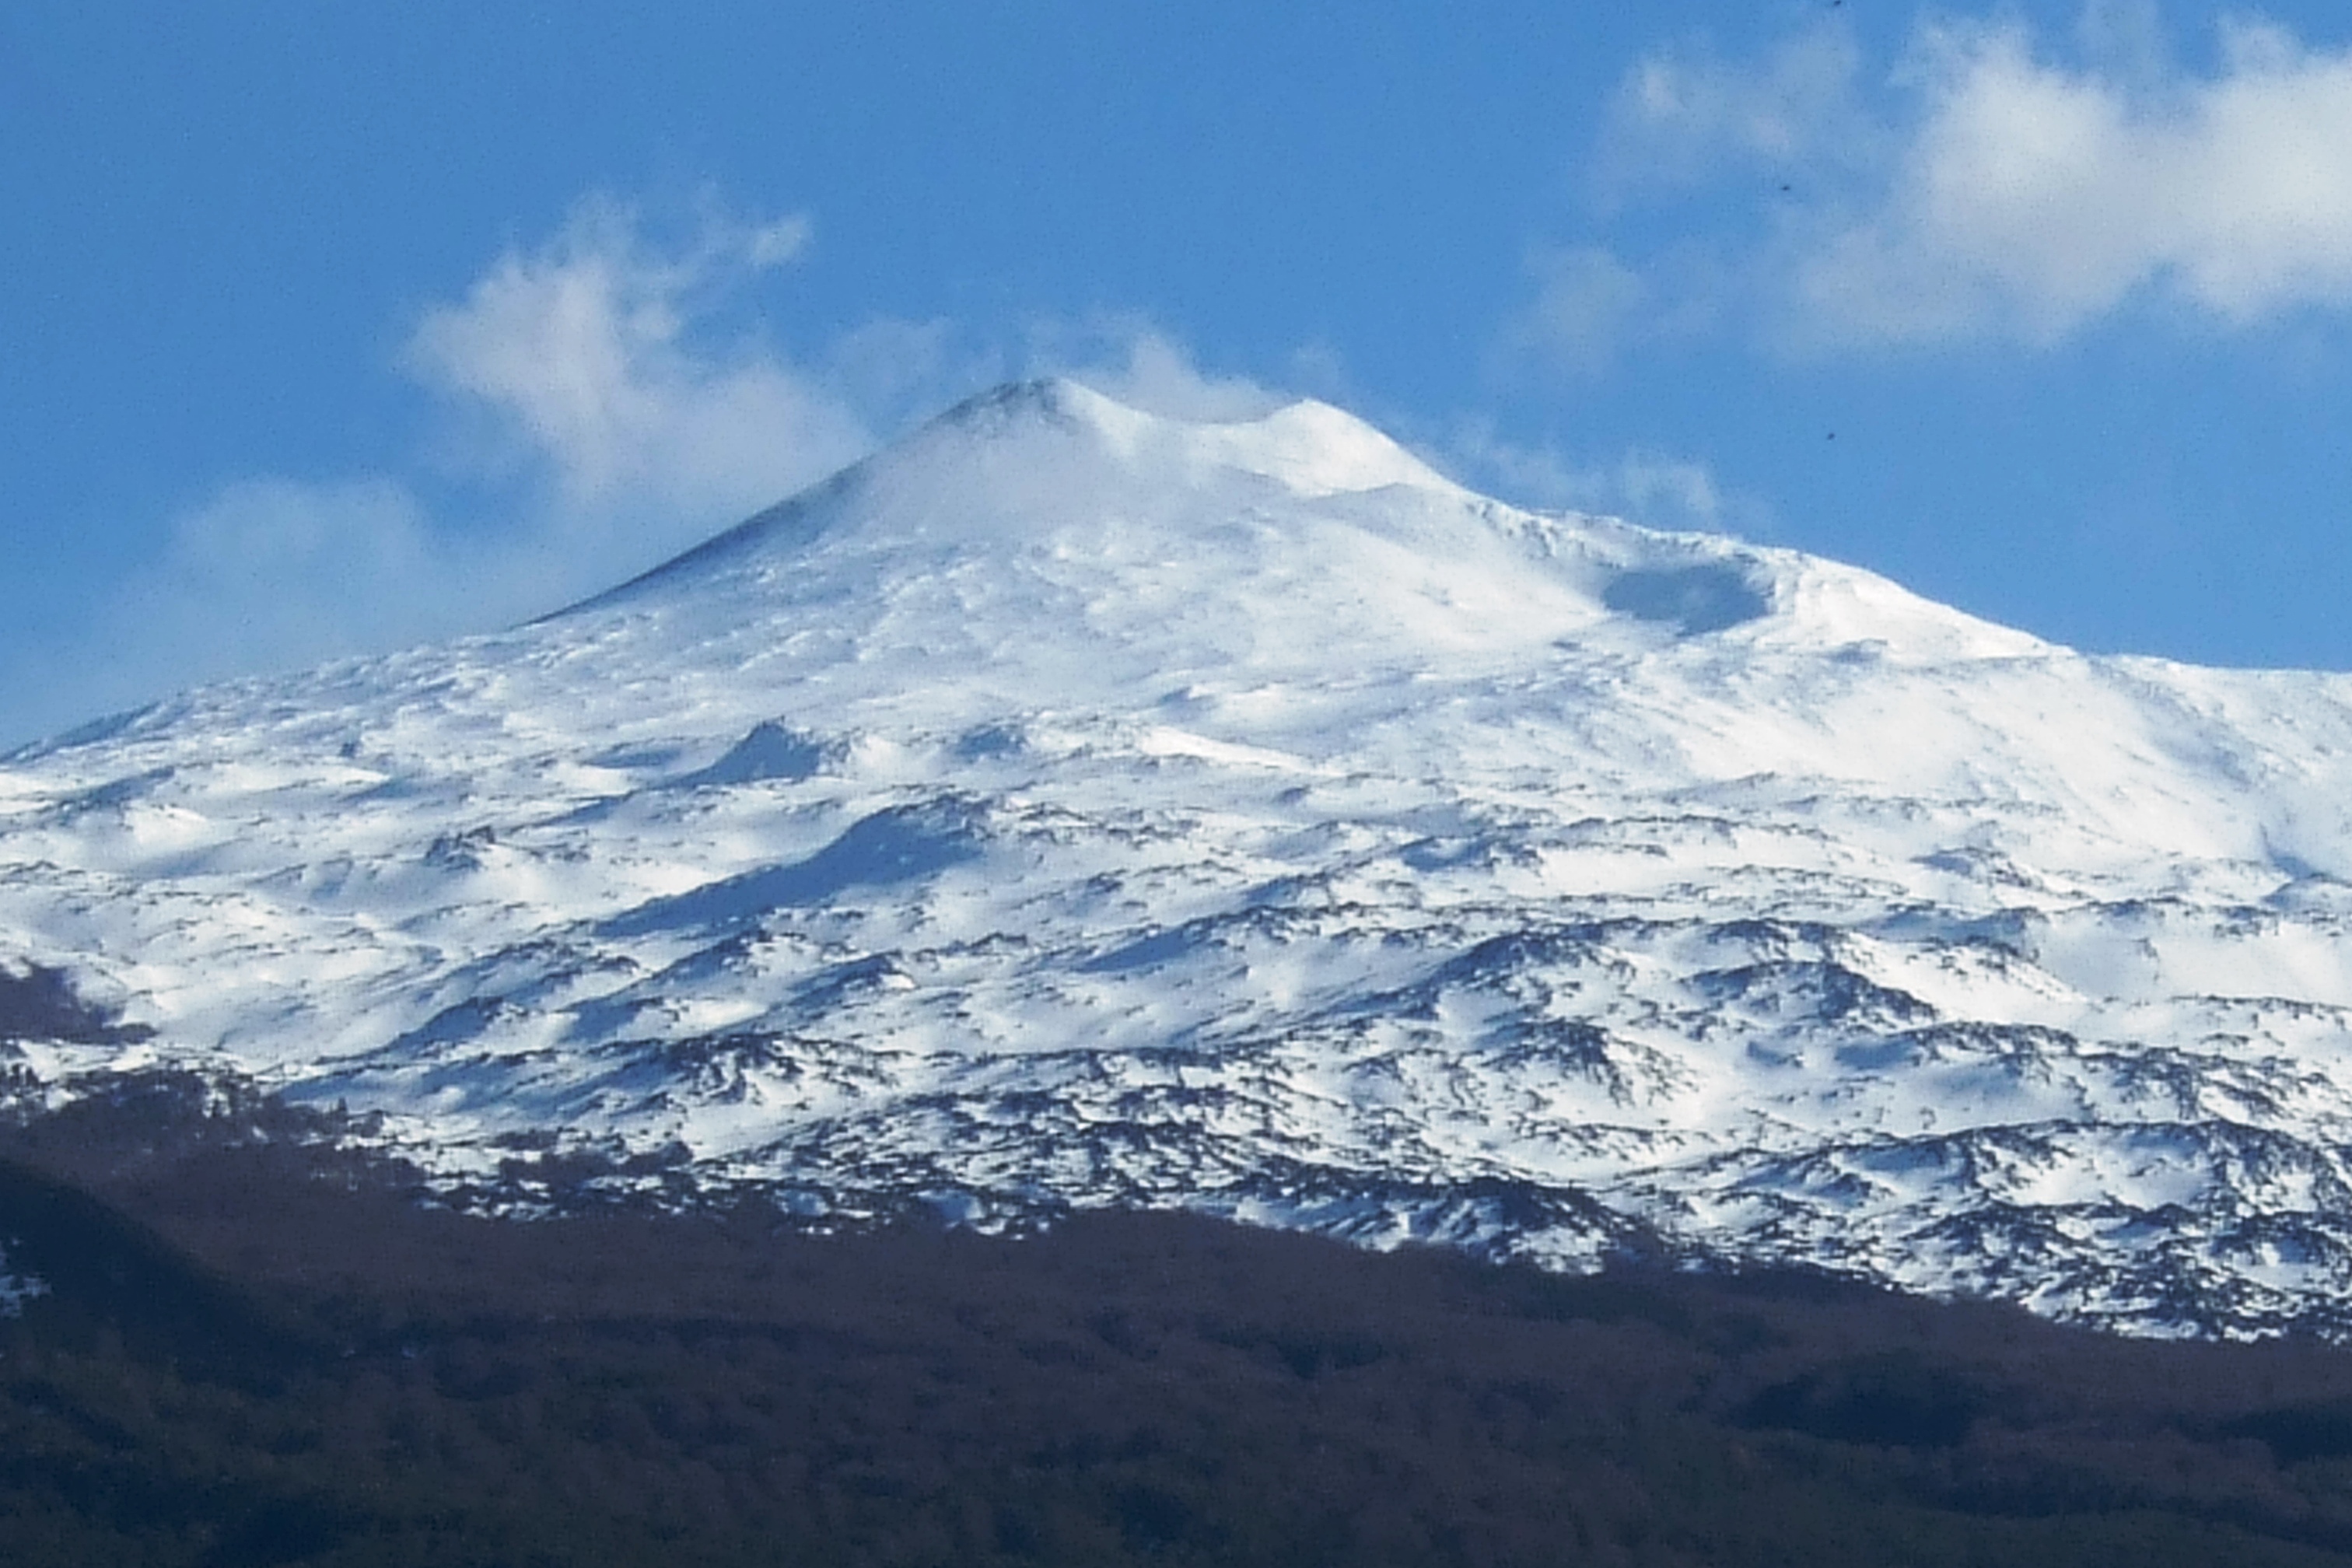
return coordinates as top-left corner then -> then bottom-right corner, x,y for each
8,378 -> 2352,1335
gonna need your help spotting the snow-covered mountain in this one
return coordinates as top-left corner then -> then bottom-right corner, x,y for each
9,379 -> 2352,1338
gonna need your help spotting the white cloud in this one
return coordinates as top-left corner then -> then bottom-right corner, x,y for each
1600,19 -> 1871,197
8,198 -> 898,744
1579,9 -> 2352,352
1507,247 -> 1652,374
8,203 -> 1303,746
404,197 -> 867,520
1447,422 -> 1772,540
137,478 -> 446,659
1801,16 -> 2352,343
1612,454 -> 1741,532
10,479 -> 461,741
1028,317 -> 1287,421
824,315 -> 997,435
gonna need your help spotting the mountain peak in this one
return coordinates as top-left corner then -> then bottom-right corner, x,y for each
579,376 -> 2042,680
931,376 -> 1458,499
579,376 -> 1476,620
23,383 -> 2352,1340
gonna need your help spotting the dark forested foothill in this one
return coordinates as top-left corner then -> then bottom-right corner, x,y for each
9,1084 -> 2352,1565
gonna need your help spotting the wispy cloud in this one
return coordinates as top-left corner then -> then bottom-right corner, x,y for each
12,197 -> 890,744
1447,421 -> 1774,541
108,479 -> 446,683
10,203 -> 1306,745
1598,19 -> 1873,200
404,197 -> 866,518
1504,247 -> 1653,376
1542,6 -> 2352,355
1024,315 -> 1286,421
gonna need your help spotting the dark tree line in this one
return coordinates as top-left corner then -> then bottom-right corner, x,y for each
6,1075 -> 2352,1565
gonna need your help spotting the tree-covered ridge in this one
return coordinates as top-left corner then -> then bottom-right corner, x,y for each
6,1085 -> 2352,1566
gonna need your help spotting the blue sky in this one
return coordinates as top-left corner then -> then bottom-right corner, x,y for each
6,1 -> 2352,744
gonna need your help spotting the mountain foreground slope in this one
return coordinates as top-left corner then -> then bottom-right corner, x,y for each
8,379 -> 2352,1338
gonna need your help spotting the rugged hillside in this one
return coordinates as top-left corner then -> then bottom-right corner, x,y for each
9,379 -> 2352,1335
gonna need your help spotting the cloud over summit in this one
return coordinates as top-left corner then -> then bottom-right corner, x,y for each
8,194 -> 1304,745
404,200 -> 866,518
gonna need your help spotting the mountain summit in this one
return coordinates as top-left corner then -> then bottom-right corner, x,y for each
576,376 -> 2032,694
8,382 -> 2352,1337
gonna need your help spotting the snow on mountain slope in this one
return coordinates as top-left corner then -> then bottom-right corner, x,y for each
9,378 -> 2352,1336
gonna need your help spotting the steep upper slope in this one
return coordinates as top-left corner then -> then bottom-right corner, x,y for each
7,380 -> 2352,1336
